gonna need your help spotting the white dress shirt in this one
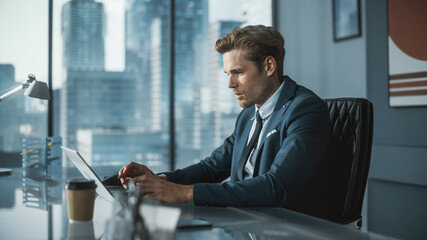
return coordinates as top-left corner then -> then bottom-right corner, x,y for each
244,81 -> 285,179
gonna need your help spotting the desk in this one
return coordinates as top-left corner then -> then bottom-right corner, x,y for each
0,167 -> 394,240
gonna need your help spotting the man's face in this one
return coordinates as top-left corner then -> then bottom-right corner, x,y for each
223,49 -> 271,108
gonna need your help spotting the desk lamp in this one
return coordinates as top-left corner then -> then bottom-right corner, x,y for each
0,74 -> 50,175
0,74 -> 50,102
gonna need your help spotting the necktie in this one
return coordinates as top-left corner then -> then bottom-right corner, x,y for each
238,111 -> 263,180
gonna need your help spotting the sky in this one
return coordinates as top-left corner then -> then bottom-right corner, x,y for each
0,0 -> 49,84
0,0 -> 125,88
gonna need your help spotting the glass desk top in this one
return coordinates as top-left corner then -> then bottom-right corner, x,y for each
0,167 -> 396,240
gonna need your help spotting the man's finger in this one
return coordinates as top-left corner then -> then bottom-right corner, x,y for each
120,177 -> 130,183
143,193 -> 157,199
133,174 -> 156,182
120,177 -> 132,189
132,176 -> 144,183
135,179 -> 155,190
119,162 -> 135,177
136,179 -> 162,194
118,165 -> 126,178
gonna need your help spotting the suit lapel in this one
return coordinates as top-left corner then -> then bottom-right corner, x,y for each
235,115 -> 253,156
234,108 -> 255,180
234,77 -> 297,180
258,76 -> 297,148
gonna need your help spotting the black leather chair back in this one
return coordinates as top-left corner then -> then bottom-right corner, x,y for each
323,98 -> 373,225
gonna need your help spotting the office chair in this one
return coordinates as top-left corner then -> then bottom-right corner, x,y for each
322,98 -> 373,228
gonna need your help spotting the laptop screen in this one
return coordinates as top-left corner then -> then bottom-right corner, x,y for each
61,146 -> 116,203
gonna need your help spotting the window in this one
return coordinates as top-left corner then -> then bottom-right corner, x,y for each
0,0 -> 272,171
54,0 -> 171,172
174,0 -> 273,169
0,1 -> 48,165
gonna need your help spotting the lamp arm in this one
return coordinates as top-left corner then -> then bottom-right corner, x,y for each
0,74 -> 35,102
0,85 -> 25,102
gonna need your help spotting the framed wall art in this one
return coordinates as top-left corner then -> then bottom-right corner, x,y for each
332,0 -> 361,41
388,0 -> 427,107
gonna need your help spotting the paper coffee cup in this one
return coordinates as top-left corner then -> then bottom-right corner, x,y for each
66,179 -> 97,221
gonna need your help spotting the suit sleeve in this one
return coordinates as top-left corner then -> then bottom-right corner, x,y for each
192,94 -> 331,207
163,136 -> 234,184
162,111 -> 247,185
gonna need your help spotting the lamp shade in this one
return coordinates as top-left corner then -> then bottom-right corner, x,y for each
24,80 -> 50,100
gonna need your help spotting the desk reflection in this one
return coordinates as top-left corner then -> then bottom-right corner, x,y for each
22,176 -> 61,210
0,172 -> 16,208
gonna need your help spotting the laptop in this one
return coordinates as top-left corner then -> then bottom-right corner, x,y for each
61,146 -> 124,203
62,146 -> 212,228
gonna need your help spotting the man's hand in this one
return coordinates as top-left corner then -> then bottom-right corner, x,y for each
118,162 -> 155,189
132,175 -> 194,203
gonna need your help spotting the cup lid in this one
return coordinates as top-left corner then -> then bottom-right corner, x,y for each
66,179 -> 97,190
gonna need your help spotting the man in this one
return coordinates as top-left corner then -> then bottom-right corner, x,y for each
118,25 -> 331,218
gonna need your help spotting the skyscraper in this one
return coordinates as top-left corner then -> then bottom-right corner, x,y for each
206,20 -> 243,149
174,0 -> 207,160
76,128 -> 168,171
61,70 -> 139,149
125,0 -> 208,167
125,0 -> 169,130
62,0 -> 106,71
0,64 -> 17,151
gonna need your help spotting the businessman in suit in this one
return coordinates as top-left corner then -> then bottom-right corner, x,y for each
119,25 -> 331,218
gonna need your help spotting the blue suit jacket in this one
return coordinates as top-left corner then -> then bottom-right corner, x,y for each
165,77 -> 331,215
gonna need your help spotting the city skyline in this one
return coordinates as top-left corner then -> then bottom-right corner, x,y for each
1,0 -> 272,169
0,0 -> 253,88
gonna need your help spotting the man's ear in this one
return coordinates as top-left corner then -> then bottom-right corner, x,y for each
264,56 -> 276,77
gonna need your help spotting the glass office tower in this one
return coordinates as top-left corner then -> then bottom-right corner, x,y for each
60,70 -> 139,148
0,64 -> 18,152
61,0 -> 106,71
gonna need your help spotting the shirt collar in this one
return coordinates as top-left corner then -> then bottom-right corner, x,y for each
255,80 -> 285,120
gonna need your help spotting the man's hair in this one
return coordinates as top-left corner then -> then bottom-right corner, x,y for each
215,25 -> 285,77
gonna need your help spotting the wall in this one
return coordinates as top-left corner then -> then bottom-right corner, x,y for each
278,0 -> 427,239
277,0 -> 367,99
366,0 -> 427,239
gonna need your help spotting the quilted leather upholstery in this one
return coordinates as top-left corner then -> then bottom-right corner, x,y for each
323,98 -> 373,225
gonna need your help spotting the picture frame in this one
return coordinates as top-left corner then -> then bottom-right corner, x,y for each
332,0 -> 361,42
